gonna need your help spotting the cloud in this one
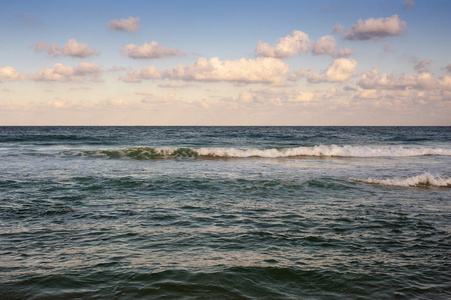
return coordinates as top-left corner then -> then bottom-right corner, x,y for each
120,41 -> 184,59
106,16 -> 140,32
357,67 -> 451,91
312,35 -> 354,58
325,58 -> 358,82
447,65 -> 451,73
158,81 -> 191,88
29,39 -> 99,58
292,91 -> 315,102
343,15 -> 407,40
354,87 -> 386,99
119,66 -> 162,82
332,23 -> 344,34
255,30 -> 310,58
332,48 -> 354,58
312,35 -> 335,55
235,88 -> 316,106
414,59 -> 432,73
0,66 -> 25,82
29,62 -> 102,82
404,0 -> 415,9
166,57 -> 290,83
122,57 -> 290,84
257,32 -> 353,59
137,92 -> 176,104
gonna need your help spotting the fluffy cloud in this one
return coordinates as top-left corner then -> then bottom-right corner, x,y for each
106,16 -> 140,32
354,87 -> 386,99
357,67 -> 451,91
0,66 -> 25,82
234,87 -> 353,106
404,0 -> 415,9
30,39 -> 99,58
312,35 -> 354,57
257,31 -> 352,59
255,30 -> 310,58
120,41 -> 184,59
292,91 -> 315,102
414,59 -> 432,73
325,58 -> 358,82
344,15 -> 407,40
29,62 -> 102,82
312,35 -> 335,55
165,57 -> 289,83
122,57 -> 290,84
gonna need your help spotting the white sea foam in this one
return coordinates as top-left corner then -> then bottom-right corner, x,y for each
195,145 -> 451,158
354,173 -> 451,187
72,145 -> 451,159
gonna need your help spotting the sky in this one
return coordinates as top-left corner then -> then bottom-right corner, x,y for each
0,0 -> 450,125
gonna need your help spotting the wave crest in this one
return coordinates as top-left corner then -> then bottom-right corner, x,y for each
354,173 -> 451,187
69,145 -> 451,160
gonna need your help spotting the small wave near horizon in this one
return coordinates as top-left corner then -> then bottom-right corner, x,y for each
59,144 -> 451,160
354,172 -> 451,187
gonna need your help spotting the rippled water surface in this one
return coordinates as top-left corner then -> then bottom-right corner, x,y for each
0,127 -> 450,299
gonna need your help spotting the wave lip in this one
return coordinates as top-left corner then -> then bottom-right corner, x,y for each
78,145 -> 451,159
354,173 -> 451,187
196,145 -> 451,158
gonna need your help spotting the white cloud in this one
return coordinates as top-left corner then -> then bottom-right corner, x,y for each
312,35 -> 335,55
404,0 -> 415,9
29,62 -> 102,82
106,16 -> 140,32
259,32 -> 352,59
120,41 -> 184,59
30,39 -> 99,58
344,15 -> 407,40
293,91 -> 315,102
0,66 -> 25,82
312,35 -> 354,58
255,30 -> 310,58
354,87 -> 386,99
357,67 -> 451,91
414,59 -> 432,73
325,58 -> 358,82
166,57 -> 290,83
122,57 -> 290,84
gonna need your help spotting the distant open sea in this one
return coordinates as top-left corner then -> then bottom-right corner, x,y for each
0,126 -> 450,299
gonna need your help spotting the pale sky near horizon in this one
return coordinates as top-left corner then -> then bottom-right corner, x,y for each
1,0 -> 450,125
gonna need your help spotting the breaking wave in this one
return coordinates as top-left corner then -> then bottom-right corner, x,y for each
64,145 -> 451,160
354,173 -> 451,187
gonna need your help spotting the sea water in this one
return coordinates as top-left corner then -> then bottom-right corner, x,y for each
0,126 -> 450,299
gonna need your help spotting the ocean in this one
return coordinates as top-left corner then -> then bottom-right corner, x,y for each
0,126 -> 450,299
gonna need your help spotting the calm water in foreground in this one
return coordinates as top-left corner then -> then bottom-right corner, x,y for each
0,126 -> 450,299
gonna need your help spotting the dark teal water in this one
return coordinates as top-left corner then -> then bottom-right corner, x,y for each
0,127 -> 450,299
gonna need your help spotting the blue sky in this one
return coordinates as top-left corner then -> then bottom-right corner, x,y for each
1,0 -> 450,125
